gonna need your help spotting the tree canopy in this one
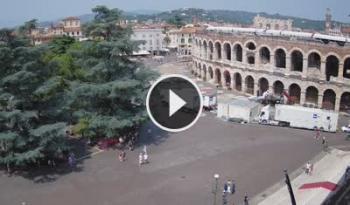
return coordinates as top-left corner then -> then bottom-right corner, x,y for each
0,5 -> 158,171
0,32 -> 69,170
67,5 -> 157,139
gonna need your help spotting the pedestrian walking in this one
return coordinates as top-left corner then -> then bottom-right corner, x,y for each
305,161 -> 311,175
118,151 -> 126,162
244,193 -> 249,205
315,128 -> 320,140
322,136 -> 328,151
227,180 -> 232,194
143,145 -> 147,155
139,153 -> 143,166
223,182 -> 228,193
230,180 -> 236,194
143,152 -> 149,164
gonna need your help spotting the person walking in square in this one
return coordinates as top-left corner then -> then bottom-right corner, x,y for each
139,153 -> 143,166
223,182 -> 228,193
315,128 -> 320,140
119,151 -> 126,162
143,152 -> 149,164
306,162 -> 311,175
244,193 -> 249,205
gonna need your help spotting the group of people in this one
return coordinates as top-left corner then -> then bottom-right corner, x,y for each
223,180 -> 236,194
139,151 -> 149,166
314,128 -> 328,150
117,146 -> 149,166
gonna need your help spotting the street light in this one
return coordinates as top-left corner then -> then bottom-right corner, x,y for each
284,170 -> 297,205
212,173 -> 220,205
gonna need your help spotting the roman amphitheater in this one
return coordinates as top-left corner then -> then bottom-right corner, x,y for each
192,27 -> 350,112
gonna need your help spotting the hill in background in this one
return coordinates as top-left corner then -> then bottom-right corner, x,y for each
36,8 -> 347,32
125,8 -> 348,31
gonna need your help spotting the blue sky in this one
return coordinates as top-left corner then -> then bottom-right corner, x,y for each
0,0 -> 349,28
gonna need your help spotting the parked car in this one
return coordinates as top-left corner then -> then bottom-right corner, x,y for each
341,125 -> 350,133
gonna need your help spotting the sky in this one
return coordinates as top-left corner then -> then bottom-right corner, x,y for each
0,0 -> 349,28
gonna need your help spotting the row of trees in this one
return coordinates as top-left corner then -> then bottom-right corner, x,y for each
0,6 -> 157,171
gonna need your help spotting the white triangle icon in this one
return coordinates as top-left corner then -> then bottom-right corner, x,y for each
169,89 -> 187,117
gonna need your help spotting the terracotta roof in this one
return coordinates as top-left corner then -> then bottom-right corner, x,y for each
181,27 -> 197,34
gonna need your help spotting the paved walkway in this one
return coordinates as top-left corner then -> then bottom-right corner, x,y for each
254,148 -> 350,205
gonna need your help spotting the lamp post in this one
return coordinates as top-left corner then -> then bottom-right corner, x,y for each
284,170 -> 297,205
213,173 -> 220,205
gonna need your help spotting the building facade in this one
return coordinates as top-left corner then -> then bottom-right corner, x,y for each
192,27 -> 350,112
253,15 -> 293,31
62,17 -> 82,38
31,17 -> 83,45
168,25 -> 198,55
131,28 -> 166,55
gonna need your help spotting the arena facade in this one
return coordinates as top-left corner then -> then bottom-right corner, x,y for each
192,27 -> 350,112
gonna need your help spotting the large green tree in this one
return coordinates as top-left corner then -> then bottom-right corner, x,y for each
67,6 -> 157,139
0,29 -> 69,171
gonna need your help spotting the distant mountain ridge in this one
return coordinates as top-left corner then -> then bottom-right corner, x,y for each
125,8 -> 344,31
18,8 -> 349,32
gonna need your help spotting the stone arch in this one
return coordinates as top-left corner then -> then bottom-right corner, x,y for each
308,52 -> 321,69
322,89 -> 336,110
340,92 -> 350,112
259,46 -> 271,64
214,41 -> 222,60
223,42 -> 232,61
245,41 -> 257,50
245,75 -> 255,95
273,80 -> 284,95
247,55 -> 255,65
203,65 -> 207,81
203,40 -> 208,58
234,73 -> 242,91
197,63 -> 202,77
215,68 -> 221,84
233,43 -> 243,62
288,83 -> 301,104
275,48 -> 286,68
223,70 -> 231,89
344,57 -> 350,79
305,86 -> 319,106
209,41 -> 214,60
325,55 -> 339,81
258,77 -> 269,96
208,66 -> 214,79
291,50 -> 303,72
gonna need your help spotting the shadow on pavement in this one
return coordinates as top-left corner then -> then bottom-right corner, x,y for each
138,121 -> 170,147
0,138 -> 91,184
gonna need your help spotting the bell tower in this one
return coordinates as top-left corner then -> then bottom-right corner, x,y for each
325,8 -> 332,32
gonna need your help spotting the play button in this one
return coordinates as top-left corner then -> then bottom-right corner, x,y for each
146,74 -> 203,132
169,90 -> 186,117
